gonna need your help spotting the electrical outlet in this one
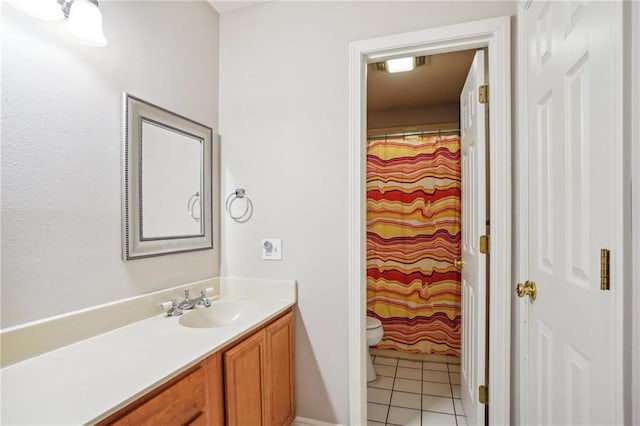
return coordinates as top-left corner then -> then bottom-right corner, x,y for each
262,238 -> 282,260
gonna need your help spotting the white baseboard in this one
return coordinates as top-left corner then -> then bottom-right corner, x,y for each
293,416 -> 347,426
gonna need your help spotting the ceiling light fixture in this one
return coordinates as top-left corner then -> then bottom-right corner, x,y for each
386,57 -> 415,73
8,0 -> 108,47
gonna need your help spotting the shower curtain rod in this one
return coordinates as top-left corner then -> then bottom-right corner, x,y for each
367,128 -> 460,140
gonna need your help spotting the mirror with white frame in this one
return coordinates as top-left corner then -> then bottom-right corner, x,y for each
122,93 -> 213,260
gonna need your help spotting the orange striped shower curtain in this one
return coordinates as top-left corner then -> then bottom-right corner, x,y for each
366,133 -> 461,356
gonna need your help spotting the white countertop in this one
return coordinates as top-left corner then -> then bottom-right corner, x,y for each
1,278 -> 296,425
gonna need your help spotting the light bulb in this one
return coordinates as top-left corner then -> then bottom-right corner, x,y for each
386,57 -> 415,73
65,0 -> 108,47
7,0 -> 64,21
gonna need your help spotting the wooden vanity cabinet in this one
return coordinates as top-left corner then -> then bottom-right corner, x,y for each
224,310 -> 294,426
98,309 -> 293,426
98,352 -> 224,426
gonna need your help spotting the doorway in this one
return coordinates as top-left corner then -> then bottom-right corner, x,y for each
364,48 -> 483,426
348,17 -> 512,426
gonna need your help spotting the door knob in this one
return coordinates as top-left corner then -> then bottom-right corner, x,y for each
453,259 -> 465,269
516,281 -> 537,301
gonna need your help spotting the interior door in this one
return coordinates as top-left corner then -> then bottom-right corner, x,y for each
524,1 -> 621,424
460,50 -> 487,426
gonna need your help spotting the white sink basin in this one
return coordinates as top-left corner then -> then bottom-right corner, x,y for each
178,301 -> 251,328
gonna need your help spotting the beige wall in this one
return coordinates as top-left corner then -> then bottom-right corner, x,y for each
1,2 -> 220,328
219,2 -> 517,423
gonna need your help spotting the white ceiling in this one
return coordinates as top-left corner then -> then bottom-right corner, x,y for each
207,1 -> 265,13
367,49 -> 477,112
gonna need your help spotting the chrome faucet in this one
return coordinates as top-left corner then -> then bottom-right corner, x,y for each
178,290 -> 196,310
178,289 -> 211,310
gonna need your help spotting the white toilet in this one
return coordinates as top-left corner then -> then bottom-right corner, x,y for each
366,316 -> 384,382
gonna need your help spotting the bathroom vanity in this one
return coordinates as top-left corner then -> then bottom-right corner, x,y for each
99,310 -> 294,426
0,278 -> 296,426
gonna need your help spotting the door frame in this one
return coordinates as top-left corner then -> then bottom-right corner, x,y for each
633,2 -> 640,423
347,16 -> 512,425
516,2 -> 628,424
514,4 -> 529,423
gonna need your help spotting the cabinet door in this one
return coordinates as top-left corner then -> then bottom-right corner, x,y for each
265,311 -> 295,426
224,329 -> 267,426
203,351 -> 224,426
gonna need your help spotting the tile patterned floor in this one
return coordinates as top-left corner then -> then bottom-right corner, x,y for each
367,356 -> 466,426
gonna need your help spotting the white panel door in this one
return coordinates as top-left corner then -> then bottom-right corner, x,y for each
524,1 -> 621,424
460,50 -> 487,426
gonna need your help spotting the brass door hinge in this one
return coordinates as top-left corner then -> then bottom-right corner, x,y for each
601,248 -> 610,291
479,385 -> 489,404
479,85 -> 489,104
479,235 -> 490,254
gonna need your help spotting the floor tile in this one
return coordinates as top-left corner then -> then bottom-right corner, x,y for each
448,364 -> 460,373
398,359 -> 423,369
422,370 -> 450,384
369,375 -> 394,390
421,410 -> 457,425
396,367 -> 422,380
452,385 -> 461,398
453,398 -> 464,416
387,406 -> 421,426
365,356 -> 464,426
394,378 -> 422,394
391,391 -> 421,409
375,364 -> 397,377
367,402 -> 389,422
423,361 -> 448,372
375,356 -> 399,366
422,395 -> 455,415
449,372 -> 461,385
451,385 -> 462,398
367,387 -> 392,405
422,381 -> 453,398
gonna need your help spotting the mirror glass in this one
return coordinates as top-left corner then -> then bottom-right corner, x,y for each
122,93 -> 214,260
141,120 -> 203,238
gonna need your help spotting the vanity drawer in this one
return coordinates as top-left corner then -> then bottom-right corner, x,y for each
104,365 -> 207,425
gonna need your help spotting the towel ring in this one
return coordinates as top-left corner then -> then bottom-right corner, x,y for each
187,192 -> 201,222
225,188 -> 253,223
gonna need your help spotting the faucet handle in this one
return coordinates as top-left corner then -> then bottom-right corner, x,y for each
160,300 -> 173,311
183,289 -> 191,300
165,298 -> 183,317
199,289 -> 212,308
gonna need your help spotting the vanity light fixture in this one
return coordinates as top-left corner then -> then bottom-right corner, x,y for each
7,0 -> 63,21
7,0 -> 108,47
65,0 -> 107,47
